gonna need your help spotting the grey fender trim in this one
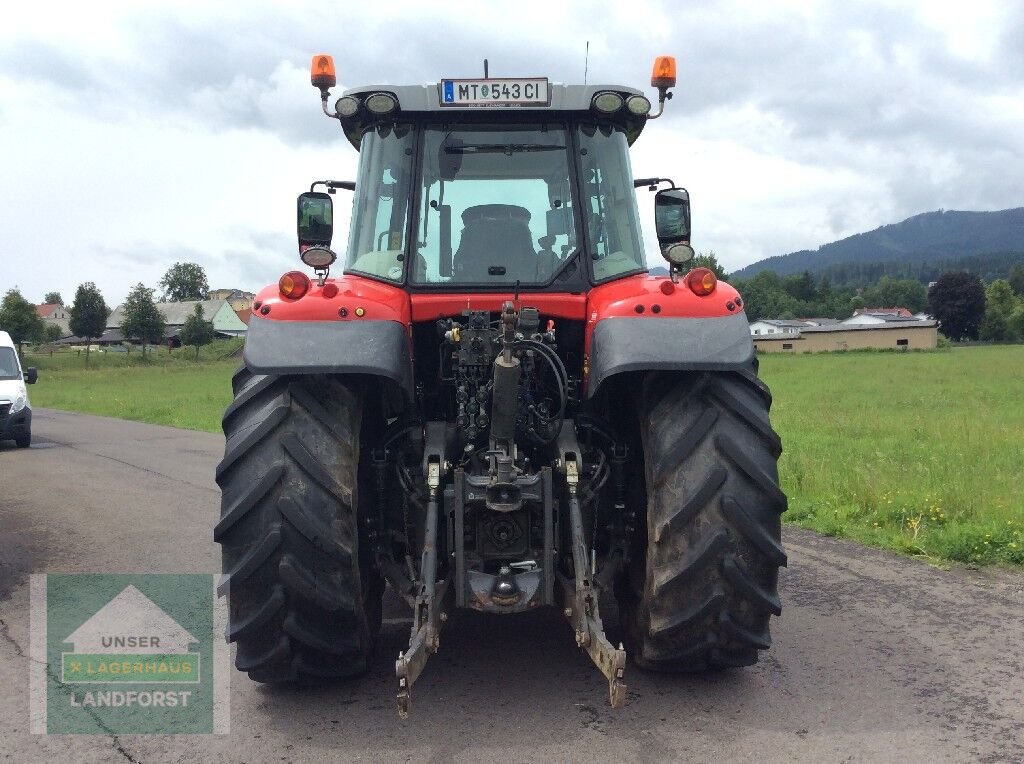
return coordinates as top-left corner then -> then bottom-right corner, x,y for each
243,316 -> 413,400
587,314 -> 755,398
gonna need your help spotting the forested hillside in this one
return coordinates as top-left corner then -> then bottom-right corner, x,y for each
733,208 -> 1024,284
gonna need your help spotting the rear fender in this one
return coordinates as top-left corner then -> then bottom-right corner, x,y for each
244,275 -> 413,402
243,317 -> 414,402
585,274 -> 753,398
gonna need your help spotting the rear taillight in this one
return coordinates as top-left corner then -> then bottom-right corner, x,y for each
279,271 -> 311,299
685,267 -> 717,296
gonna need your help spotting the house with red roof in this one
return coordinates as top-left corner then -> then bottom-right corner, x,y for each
36,303 -> 72,337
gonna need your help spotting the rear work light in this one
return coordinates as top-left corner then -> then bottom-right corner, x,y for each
335,95 -> 360,117
365,92 -> 398,115
626,94 -> 652,115
592,92 -> 624,113
279,271 -> 311,299
685,267 -> 717,296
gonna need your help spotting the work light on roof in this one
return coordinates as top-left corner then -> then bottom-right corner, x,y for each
365,92 -> 398,115
626,95 -> 652,116
335,96 -> 360,117
592,92 -> 624,113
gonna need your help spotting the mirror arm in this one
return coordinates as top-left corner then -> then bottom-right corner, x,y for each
311,180 -> 356,193
633,177 -> 675,190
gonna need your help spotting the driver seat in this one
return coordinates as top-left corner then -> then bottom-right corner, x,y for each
453,204 -> 537,281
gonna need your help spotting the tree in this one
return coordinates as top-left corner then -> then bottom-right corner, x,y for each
0,288 -> 45,354
985,279 -> 1018,316
979,279 -> 1021,342
784,271 -> 817,302
43,324 -> 62,343
928,272 -> 986,341
179,303 -> 215,359
817,275 -> 833,303
69,282 -> 109,366
861,276 -> 928,314
44,291 -> 63,305
693,250 -> 728,281
1009,306 -> 1024,341
120,283 -> 165,357
1008,264 -> 1024,297
733,270 -> 797,322
159,262 -> 209,302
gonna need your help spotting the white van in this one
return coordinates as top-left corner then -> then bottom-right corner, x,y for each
0,330 -> 37,448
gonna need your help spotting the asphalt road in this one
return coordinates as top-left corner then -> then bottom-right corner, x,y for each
1,409 -> 1023,762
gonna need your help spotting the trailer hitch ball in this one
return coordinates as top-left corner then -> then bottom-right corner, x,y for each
492,566 -> 521,606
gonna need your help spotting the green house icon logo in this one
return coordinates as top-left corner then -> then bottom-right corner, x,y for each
62,585 -> 200,683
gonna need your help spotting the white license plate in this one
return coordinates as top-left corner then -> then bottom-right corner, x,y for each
440,78 -> 549,107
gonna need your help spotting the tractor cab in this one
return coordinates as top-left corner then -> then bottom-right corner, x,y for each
297,56 -> 695,291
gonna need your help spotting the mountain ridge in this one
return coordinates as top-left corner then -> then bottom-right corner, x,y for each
732,207 -> 1024,282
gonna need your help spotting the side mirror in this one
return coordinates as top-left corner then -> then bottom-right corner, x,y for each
25,367 -> 38,384
297,191 -> 334,249
654,187 -> 690,245
654,187 -> 694,268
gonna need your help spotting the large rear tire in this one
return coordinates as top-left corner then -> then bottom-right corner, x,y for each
215,368 -> 383,682
619,370 -> 787,670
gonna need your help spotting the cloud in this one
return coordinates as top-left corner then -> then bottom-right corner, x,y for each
0,0 -> 1021,304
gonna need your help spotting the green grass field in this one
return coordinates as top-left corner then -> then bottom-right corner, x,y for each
24,340 -> 242,432
24,342 -> 1024,567
760,346 -> 1024,567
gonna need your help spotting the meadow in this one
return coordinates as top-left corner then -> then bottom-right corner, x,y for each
23,340 -> 242,432
23,342 -> 1024,567
760,346 -> 1023,567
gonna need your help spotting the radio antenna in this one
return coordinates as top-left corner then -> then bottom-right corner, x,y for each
584,41 -> 589,84
484,58 -> 489,79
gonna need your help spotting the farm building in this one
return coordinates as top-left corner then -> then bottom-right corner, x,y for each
107,299 -> 248,338
753,320 -> 938,353
59,299 -> 247,348
851,306 -> 913,318
749,318 -> 841,336
749,319 -> 807,336
208,288 -> 255,312
36,303 -> 72,338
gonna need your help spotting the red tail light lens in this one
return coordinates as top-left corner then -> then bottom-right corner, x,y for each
279,271 -> 310,299
685,267 -> 717,296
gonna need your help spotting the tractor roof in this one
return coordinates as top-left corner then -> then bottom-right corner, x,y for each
336,82 -> 650,149
342,83 -> 646,113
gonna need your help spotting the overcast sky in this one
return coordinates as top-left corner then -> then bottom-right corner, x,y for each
2,0 -> 1022,306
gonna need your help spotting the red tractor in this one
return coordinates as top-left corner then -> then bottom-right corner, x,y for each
216,54 -> 786,715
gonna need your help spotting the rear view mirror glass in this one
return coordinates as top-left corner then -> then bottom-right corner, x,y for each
654,187 -> 690,244
297,191 -> 334,248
